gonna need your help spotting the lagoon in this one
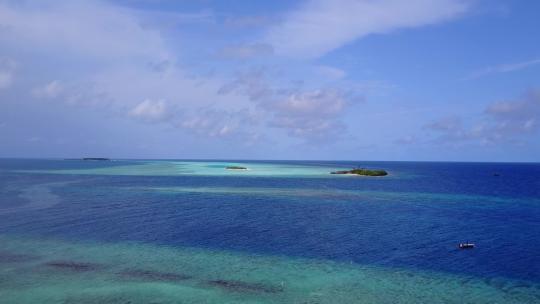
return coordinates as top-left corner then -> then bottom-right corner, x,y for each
1,159 -> 539,303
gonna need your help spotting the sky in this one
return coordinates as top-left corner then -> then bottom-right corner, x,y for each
0,0 -> 539,161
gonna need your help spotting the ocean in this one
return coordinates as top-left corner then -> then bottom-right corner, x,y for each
0,159 -> 539,303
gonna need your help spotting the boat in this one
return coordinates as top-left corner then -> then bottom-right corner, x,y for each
459,243 -> 475,249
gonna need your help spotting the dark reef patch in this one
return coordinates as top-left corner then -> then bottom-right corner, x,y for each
63,295 -> 135,304
44,260 -> 104,272
207,279 -> 284,294
118,269 -> 192,282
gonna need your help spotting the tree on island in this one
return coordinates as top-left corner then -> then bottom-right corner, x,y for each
226,166 -> 248,170
331,168 -> 388,176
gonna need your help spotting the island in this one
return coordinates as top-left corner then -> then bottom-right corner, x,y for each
82,158 -> 110,161
226,166 -> 248,170
331,168 -> 388,176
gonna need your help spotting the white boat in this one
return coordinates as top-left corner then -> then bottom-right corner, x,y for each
459,243 -> 475,249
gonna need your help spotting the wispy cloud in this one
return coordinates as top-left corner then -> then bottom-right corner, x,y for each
394,135 -> 419,145
32,80 -> 64,99
425,89 -> 540,145
128,99 -> 173,123
464,58 -> 540,80
178,108 -> 261,144
223,15 -> 272,28
0,58 -> 16,90
216,43 -> 274,60
0,70 -> 12,90
314,65 -> 347,80
424,116 -> 462,132
218,68 -> 359,142
265,0 -> 470,58
266,89 -> 349,141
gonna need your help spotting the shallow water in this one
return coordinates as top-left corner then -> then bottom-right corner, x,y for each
19,160 -> 352,177
1,159 -> 539,303
1,235 -> 539,304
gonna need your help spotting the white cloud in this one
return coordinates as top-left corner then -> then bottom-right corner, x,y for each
0,0 -> 261,141
270,89 -> 346,117
0,0 -> 369,147
32,80 -> 64,98
217,43 -> 274,60
424,116 -> 462,131
0,71 -> 12,90
178,109 -> 261,143
465,58 -> 540,80
0,58 -> 16,90
218,68 -> 357,142
314,65 -> 347,80
394,135 -> 418,145
224,15 -> 272,28
485,90 -> 540,119
128,99 -> 171,123
426,89 -> 540,144
32,80 -> 114,109
484,90 -> 540,136
266,89 -> 348,140
224,15 -> 273,29
265,0 -> 469,58
0,1 -> 170,61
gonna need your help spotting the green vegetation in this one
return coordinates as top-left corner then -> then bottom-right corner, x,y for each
331,168 -> 388,176
226,166 -> 248,170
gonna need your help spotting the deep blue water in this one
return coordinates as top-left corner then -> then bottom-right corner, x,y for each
1,159 -> 539,284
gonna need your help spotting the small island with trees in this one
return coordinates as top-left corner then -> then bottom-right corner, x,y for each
82,158 -> 110,161
226,166 -> 248,170
331,168 -> 388,176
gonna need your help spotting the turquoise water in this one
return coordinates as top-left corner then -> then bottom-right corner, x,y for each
1,235 -> 538,303
20,161 -> 352,177
1,159 -> 540,303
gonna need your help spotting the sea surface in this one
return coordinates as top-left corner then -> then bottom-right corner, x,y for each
0,159 -> 539,303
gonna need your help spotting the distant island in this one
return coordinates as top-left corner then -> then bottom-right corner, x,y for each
226,166 -> 248,170
331,168 -> 388,176
82,158 -> 110,161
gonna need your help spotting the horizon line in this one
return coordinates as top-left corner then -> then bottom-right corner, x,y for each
1,157 -> 538,164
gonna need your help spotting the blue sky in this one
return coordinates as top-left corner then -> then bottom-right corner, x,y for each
0,0 -> 539,161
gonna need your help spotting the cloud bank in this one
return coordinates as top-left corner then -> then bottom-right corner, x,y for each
426,89 -> 540,145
